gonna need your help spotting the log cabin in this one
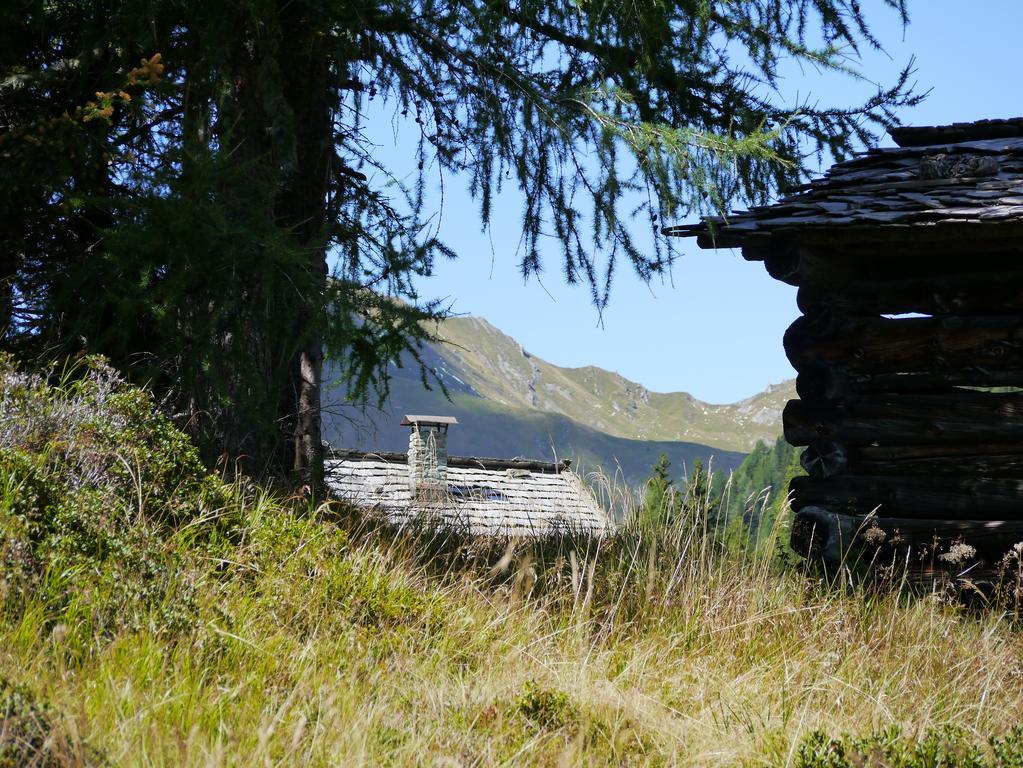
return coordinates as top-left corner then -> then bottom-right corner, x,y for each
665,117 -> 1023,573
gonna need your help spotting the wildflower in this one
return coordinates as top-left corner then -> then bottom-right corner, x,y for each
50,624 -> 68,644
938,542 -> 977,566
862,525 -> 886,546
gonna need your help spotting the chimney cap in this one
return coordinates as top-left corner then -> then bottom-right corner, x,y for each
400,414 -> 458,428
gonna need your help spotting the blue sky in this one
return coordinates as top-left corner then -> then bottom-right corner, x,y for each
364,1 -> 1022,404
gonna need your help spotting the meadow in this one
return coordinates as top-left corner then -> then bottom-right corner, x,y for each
3,359 -> 1023,767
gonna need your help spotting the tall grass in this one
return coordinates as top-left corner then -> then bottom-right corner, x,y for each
2,361 -> 1023,766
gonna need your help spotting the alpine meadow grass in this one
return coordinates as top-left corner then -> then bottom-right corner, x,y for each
2,358 -> 1023,767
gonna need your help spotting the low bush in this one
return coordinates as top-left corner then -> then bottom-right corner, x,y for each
796,725 -> 1023,768
0,676 -> 105,767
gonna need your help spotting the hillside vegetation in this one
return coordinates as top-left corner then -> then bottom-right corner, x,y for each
4,361 -> 1023,767
720,437 -> 805,542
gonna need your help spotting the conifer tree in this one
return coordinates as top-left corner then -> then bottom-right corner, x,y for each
0,1 -> 921,486
683,457 -> 713,513
641,453 -> 677,526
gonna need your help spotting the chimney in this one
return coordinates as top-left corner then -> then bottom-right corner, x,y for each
401,415 -> 458,491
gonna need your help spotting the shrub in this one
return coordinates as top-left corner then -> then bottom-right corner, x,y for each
513,680 -> 580,731
0,355 -> 236,636
0,677 -> 105,767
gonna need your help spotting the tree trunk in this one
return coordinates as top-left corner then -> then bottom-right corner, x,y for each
276,7 -> 333,495
0,246 -> 14,340
215,21 -> 281,478
205,6 -> 333,490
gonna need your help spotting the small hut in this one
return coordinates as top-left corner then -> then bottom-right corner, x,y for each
666,117 -> 1023,570
325,415 -> 611,537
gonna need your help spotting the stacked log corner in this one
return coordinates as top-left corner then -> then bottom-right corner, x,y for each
761,238 -> 1023,572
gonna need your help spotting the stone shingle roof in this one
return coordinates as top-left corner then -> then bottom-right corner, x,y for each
663,118 -> 1023,249
325,453 -> 612,537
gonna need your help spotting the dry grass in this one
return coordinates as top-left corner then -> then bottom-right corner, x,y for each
2,360 -> 1022,766
3,474 -> 1023,767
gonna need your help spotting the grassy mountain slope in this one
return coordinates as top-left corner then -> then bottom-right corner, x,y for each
426,316 -> 793,452
324,375 -> 747,487
324,315 -> 790,485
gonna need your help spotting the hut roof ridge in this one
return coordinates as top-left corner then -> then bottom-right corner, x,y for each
664,118 -> 1023,248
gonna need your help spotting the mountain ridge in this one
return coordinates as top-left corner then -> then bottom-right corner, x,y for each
323,314 -> 794,486
420,315 -> 793,452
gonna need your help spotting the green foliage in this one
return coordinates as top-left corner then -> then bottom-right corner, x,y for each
635,439 -> 803,566
0,677 -> 51,768
640,453 -> 679,526
796,726 -> 1023,768
684,457 -> 711,510
718,436 -> 804,558
1,0 -> 921,472
636,453 -> 725,538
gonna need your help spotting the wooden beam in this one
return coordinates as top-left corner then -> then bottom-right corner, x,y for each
790,474 -> 1023,519
777,240 -> 1023,291
791,506 -> 1023,565
800,438 -> 1023,478
784,312 -> 1023,374
853,443 -> 1023,477
783,393 -> 1023,447
798,272 -> 1023,317
326,448 -> 571,474
796,364 -> 1023,400
793,222 -> 1023,252
800,439 -> 849,479
762,242 -> 802,285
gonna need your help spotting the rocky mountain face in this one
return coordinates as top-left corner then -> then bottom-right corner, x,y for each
323,315 -> 794,486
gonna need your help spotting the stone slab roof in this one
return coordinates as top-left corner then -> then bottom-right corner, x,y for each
325,454 -> 611,537
890,117 -> 1023,147
663,119 -> 1023,249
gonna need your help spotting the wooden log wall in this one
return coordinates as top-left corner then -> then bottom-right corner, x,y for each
758,236 -> 1023,568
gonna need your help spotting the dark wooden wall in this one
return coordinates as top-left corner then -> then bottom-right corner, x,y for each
751,231 -> 1023,567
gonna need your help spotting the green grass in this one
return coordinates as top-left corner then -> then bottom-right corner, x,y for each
3,358 -> 1023,766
